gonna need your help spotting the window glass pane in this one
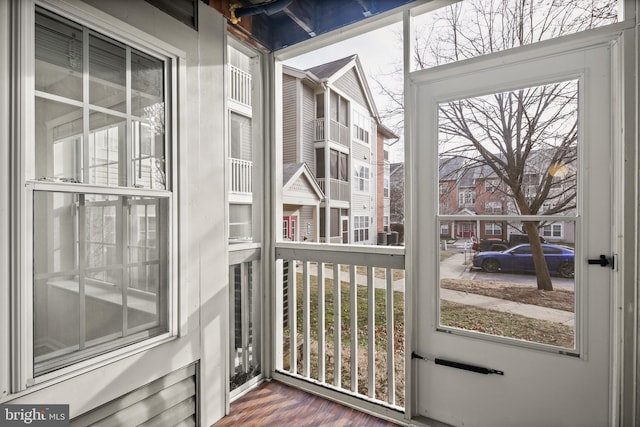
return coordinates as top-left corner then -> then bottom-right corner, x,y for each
315,148 -> 325,179
132,51 -> 164,117
413,0 -> 619,71
88,111 -> 126,186
35,12 -> 83,101
35,98 -> 83,182
132,120 -> 166,190
229,204 -> 253,242
33,191 -> 169,375
89,34 -> 126,112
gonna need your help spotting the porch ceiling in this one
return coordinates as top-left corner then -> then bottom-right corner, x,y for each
207,0 -> 419,51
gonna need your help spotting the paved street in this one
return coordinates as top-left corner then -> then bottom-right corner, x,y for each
441,251 -> 575,290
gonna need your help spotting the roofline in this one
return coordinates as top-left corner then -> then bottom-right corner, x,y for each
283,163 -> 326,200
282,64 -> 322,86
325,55 -> 379,118
377,122 -> 399,139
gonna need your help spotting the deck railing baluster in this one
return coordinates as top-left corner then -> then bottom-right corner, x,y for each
386,267 -> 395,405
318,262 -> 325,382
367,266 -> 375,399
333,263 -> 341,387
302,261 -> 311,377
288,259 -> 297,374
350,266 -> 358,393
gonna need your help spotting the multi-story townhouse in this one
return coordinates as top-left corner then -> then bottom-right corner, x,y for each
437,154 -> 576,243
282,55 -> 396,244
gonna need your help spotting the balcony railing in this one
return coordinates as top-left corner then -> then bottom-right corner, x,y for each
275,242 -> 406,409
230,157 -> 252,195
317,178 -> 350,202
314,118 -> 350,147
230,64 -> 252,107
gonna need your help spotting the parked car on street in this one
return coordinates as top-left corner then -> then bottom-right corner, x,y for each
472,243 -> 574,278
472,233 -> 547,252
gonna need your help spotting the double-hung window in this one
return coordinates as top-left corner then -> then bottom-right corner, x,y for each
27,7 -> 176,380
353,163 -> 370,192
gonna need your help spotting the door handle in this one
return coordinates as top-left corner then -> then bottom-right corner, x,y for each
587,254 -> 614,269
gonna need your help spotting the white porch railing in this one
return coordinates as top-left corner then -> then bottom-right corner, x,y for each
275,242 -> 405,409
317,178 -> 350,202
314,118 -> 350,147
230,157 -> 252,194
314,118 -> 325,141
230,64 -> 252,107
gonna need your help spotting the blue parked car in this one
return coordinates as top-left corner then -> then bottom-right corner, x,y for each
472,243 -> 574,278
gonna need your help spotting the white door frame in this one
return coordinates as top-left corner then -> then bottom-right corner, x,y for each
407,31 -> 625,427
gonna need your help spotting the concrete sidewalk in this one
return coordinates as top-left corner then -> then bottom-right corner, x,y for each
304,254 -> 575,327
441,288 -> 575,327
439,251 -> 575,327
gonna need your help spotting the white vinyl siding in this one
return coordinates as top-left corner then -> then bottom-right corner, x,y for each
301,84 -> 316,166
282,74 -> 297,164
334,68 -> 367,107
70,364 -> 197,426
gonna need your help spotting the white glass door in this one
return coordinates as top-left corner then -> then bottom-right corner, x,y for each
412,39 -> 617,427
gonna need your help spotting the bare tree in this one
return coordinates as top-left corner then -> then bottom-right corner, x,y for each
376,0 -> 616,290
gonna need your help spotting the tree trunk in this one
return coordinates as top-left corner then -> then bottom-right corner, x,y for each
523,221 -> 553,291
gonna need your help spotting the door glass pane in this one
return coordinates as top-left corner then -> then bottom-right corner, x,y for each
437,81 -> 578,349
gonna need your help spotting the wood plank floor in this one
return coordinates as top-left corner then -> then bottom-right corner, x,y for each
213,380 -> 402,427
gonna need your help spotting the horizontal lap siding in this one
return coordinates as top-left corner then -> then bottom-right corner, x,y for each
71,364 -> 197,427
302,84 -> 316,169
282,75 -> 298,164
334,69 -> 367,108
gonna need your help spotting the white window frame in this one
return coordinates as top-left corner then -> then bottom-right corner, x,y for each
13,1 -> 183,391
353,215 -> 370,243
485,179 -> 498,192
440,223 -> 449,235
458,190 -> 475,206
352,107 -> 371,144
485,201 -> 502,214
485,222 -> 502,236
541,223 -> 564,238
353,163 -> 370,193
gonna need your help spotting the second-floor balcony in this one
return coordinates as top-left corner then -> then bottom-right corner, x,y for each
317,178 -> 350,202
230,157 -> 252,195
230,64 -> 252,108
314,118 -> 350,147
